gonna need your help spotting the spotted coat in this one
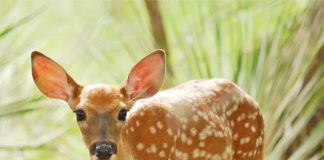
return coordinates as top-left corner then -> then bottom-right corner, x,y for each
122,79 -> 264,160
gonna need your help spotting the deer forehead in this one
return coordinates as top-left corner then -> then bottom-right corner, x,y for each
78,84 -> 122,113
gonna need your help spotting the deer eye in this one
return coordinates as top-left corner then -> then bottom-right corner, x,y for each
118,108 -> 128,121
75,109 -> 86,121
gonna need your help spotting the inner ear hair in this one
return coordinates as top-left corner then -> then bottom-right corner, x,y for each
66,74 -> 82,99
118,87 -> 135,108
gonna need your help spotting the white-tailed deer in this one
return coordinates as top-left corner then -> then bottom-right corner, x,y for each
31,50 -> 264,160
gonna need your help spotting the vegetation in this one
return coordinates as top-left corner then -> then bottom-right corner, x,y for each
0,0 -> 323,159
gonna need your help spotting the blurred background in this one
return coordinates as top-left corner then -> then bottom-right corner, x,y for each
0,0 -> 323,159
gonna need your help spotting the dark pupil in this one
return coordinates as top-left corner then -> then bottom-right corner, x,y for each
118,109 -> 128,121
75,110 -> 86,121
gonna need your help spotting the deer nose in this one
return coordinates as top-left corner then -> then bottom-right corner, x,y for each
92,141 -> 117,159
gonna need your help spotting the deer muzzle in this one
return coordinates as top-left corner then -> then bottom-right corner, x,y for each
90,141 -> 117,160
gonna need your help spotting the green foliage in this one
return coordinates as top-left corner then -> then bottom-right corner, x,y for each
0,0 -> 323,159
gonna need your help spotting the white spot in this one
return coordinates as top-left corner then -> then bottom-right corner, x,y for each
170,146 -> 175,154
173,135 -> 177,141
203,113 -> 209,120
186,138 -> 193,146
199,131 -> 207,140
136,120 -> 140,127
226,110 -> 232,116
240,137 -> 250,145
244,122 -> 250,128
177,129 -> 181,137
242,152 -> 247,157
156,121 -> 163,129
150,144 -> 157,153
163,143 -> 168,148
251,126 -> 256,133
192,149 -> 200,158
256,136 -> 263,147
222,150 -> 229,159
206,153 -> 212,159
233,133 -> 239,140
215,131 -> 224,138
219,116 -> 225,123
136,143 -> 144,150
149,126 -> 157,134
175,149 -> 183,158
206,128 -> 213,136
237,113 -> 246,122
199,141 -> 205,147
159,150 -> 166,157
182,153 -> 189,160
181,133 -> 187,142
230,120 -> 235,127
211,154 -> 221,160
145,147 -> 151,153
167,128 -> 173,136
190,128 -> 198,136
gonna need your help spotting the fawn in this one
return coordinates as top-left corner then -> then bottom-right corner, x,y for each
31,50 -> 264,160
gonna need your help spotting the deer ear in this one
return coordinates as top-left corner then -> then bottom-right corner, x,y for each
31,51 -> 79,102
122,49 -> 166,100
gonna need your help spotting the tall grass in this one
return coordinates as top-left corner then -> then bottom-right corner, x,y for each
0,0 -> 323,159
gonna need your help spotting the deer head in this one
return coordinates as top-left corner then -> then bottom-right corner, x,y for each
31,50 -> 165,160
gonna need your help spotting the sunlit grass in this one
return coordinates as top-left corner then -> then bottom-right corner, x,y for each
0,0 -> 323,159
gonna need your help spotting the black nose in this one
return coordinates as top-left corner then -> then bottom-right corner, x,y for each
92,142 -> 117,159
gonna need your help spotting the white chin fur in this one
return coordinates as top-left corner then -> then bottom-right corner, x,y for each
90,155 -> 116,160
90,155 -> 98,160
110,155 -> 117,160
